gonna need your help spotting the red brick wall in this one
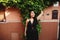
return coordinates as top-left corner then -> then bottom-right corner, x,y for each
39,22 -> 58,40
5,7 -> 22,22
38,6 -> 60,20
0,6 -> 59,40
0,22 -> 24,40
0,7 -> 24,40
38,5 -> 59,40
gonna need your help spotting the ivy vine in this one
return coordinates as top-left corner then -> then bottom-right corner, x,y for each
0,0 -> 58,33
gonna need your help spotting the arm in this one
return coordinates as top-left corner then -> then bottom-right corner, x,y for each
37,11 -> 44,21
25,19 -> 29,36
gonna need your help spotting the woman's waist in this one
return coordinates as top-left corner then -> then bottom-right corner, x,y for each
26,28 -> 38,33
27,27 -> 37,31
27,27 -> 36,29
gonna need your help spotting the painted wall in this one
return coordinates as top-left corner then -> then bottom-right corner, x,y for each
38,6 -> 60,20
0,22 -> 24,40
0,5 -> 59,40
39,22 -> 58,40
0,11 -> 5,21
5,7 -> 22,22
38,5 -> 60,40
0,7 -> 24,40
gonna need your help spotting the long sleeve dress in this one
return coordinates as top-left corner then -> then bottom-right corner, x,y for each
26,18 -> 38,40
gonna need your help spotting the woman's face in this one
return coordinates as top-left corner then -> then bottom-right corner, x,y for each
30,11 -> 35,18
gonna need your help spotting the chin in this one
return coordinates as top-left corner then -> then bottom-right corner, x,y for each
31,16 -> 35,18
33,17 -> 34,18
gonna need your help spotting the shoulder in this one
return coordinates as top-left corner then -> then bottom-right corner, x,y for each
26,19 -> 30,22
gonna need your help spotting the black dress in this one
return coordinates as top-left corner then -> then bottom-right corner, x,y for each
26,18 -> 38,40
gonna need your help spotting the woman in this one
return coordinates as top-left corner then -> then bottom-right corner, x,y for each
25,11 -> 43,40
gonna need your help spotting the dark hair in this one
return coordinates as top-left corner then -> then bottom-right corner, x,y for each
29,10 -> 35,18
29,11 -> 38,24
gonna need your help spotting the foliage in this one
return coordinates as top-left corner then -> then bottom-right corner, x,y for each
0,0 -> 57,18
0,0 -> 58,33
36,22 -> 41,33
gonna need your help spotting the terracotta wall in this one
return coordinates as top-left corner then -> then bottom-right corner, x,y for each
0,6 -> 59,40
0,22 -> 24,40
0,11 -> 5,21
38,6 -> 60,20
38,5 -> 60,40
5,7 -> 22,22
0,7 -> 24,40
39,22 -> 58,40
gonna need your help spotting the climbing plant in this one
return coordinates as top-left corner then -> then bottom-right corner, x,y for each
0,0 -> 59,33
